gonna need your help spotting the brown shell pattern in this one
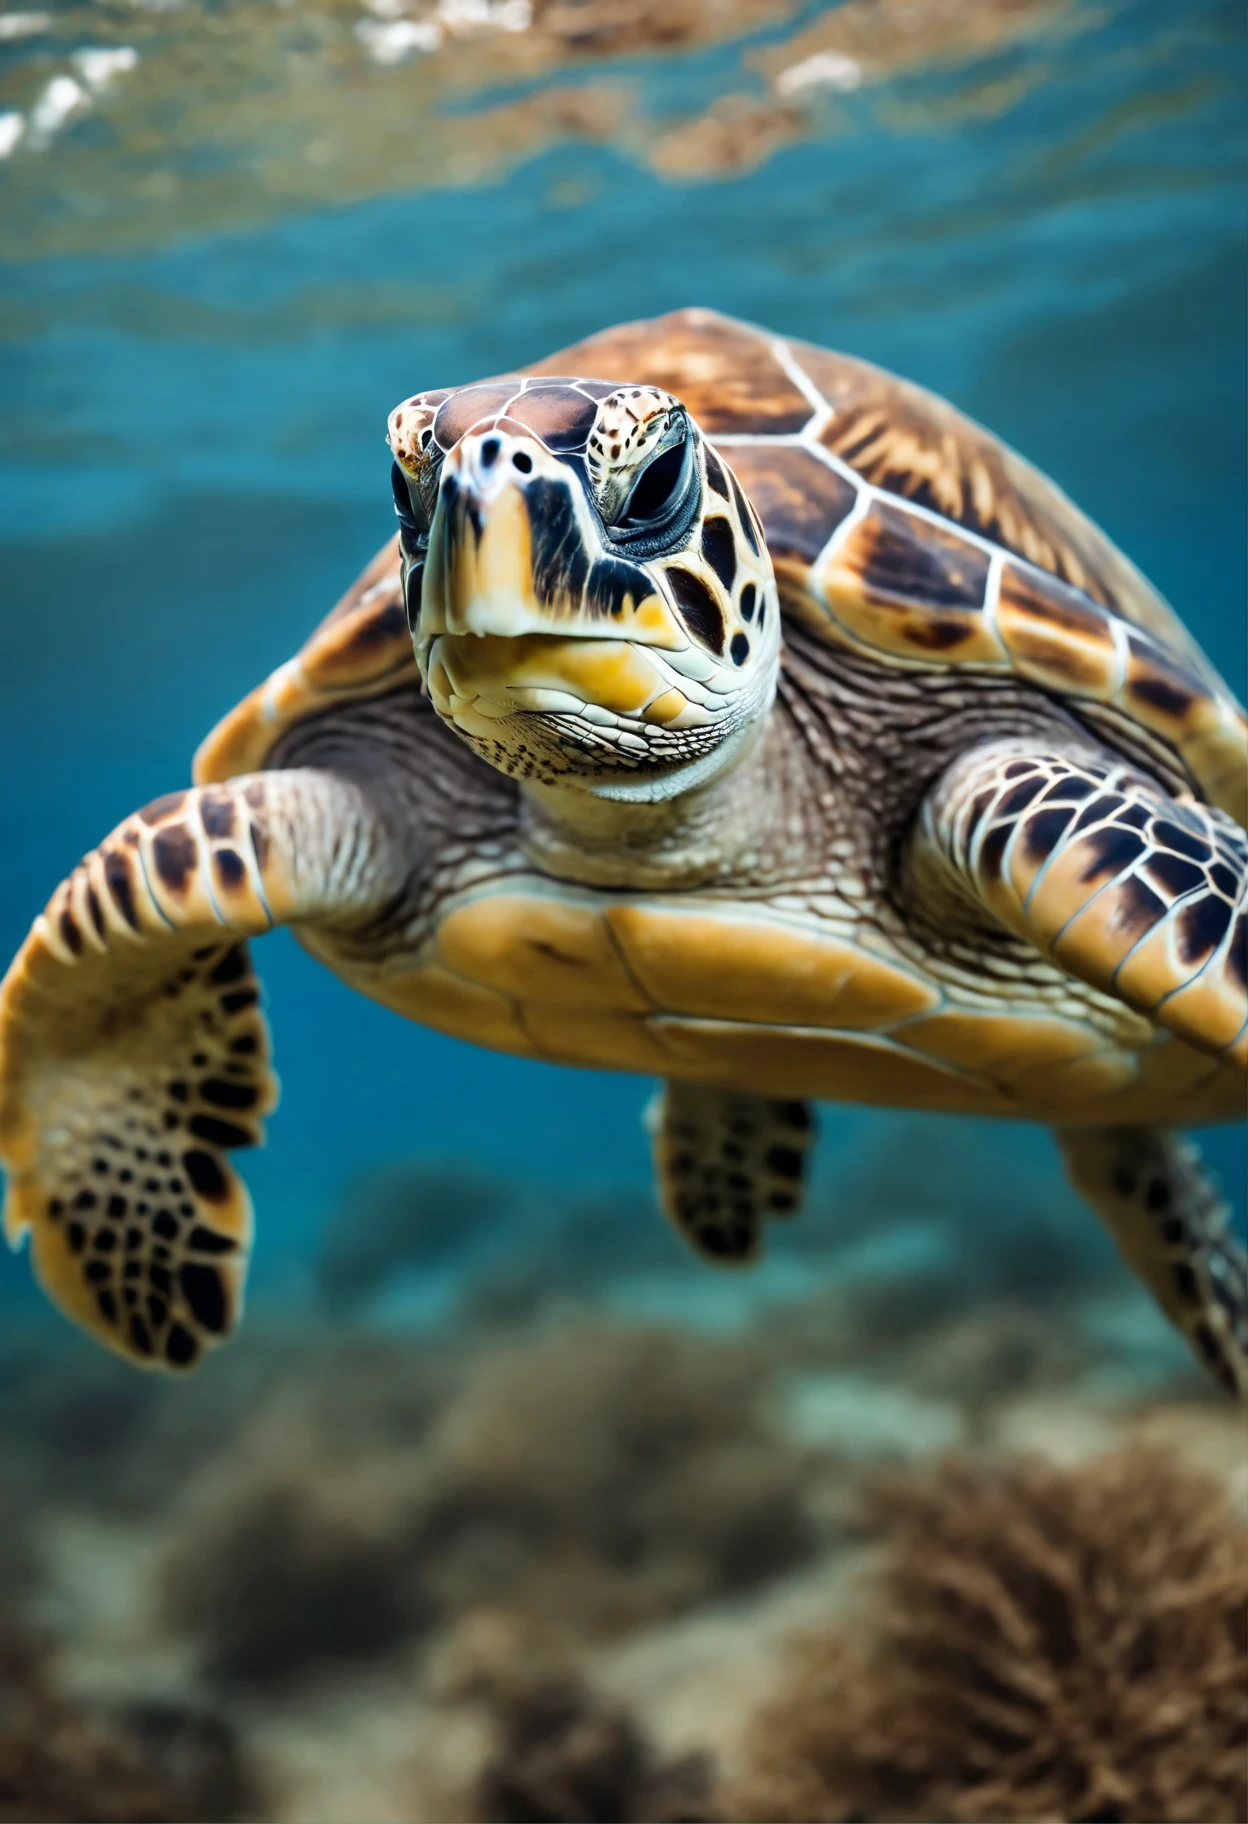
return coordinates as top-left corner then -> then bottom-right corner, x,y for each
198,309 -> 1246,826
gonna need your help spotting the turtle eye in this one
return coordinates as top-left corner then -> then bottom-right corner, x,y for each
615,432 -> 692,532
616,426 -> 700,532
391,461 -> 430,551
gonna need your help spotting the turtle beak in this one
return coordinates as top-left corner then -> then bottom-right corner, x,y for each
413,431 -> 712,742
421,431 -> 569,642
418,430 -> 683,649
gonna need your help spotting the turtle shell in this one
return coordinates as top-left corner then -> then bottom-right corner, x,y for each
197,309 -> 1246,825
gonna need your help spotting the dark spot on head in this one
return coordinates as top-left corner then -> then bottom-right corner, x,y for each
179,1263 -> 228,1334
727,469 -> 760,555
703,445 -> 728,498
1144,1177 -> 1171,1213
730,633 -> 750,666
93,1228 -> 117,1253
106,1194 -> 127,1220
85,885 -> 105,938
73,1188 -> 97,1211
781,1101 -> 810,1130
220,988 -> 259,1016
150,1264 -> 172,1294
84,1260 -> 111,1284
96,1290 -> 119,1326
129,1315 -> 154,1357
700,516 -> 737,592
152,1211 -> 180,1241
666,567 -> 725,653
58,911 -> 83,956
739,581 -> 757,623
228,1033 -> 258,1056
147,1293 -> 169,1326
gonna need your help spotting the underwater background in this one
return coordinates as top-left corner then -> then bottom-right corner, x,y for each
0,2 -> 1245,1819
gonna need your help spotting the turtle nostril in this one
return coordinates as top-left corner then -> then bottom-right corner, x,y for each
512,450 -> 533,474
480,437 -> 500,469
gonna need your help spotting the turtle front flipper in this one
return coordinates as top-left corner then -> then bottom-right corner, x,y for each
647,1082 -> 815,1266
0,769 -> 396,1371
917,739 -> 1247,1066
1056,1126 -> 1247,1397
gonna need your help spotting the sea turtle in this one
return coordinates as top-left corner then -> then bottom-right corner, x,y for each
1,308 -> 1244,1389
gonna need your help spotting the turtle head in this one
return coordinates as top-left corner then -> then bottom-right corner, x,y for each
387,377 -> 779,801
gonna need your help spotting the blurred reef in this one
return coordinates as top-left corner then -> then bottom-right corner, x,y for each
0,1127 -> 1244,1822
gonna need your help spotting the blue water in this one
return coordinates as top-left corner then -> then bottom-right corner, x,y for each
0,0 -> 1243,1295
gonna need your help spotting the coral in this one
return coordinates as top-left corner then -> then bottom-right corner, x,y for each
164,1477 -> 435,1687
159,1317 -> 813,1685
0,1629 -> 254,1822
411,1321 -> 815,1635
727,1447 -> 1248,1824
473,1672 -> 714,1824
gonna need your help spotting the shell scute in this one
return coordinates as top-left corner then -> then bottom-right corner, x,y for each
525,307 -> 814,436
816,498 -> 1005,666
995,562 -> 1120,696
796,340 -> 1163,629
719,443 -> 857,569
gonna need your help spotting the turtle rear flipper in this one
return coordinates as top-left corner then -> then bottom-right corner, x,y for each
648,1081 -> 815,1266
0,769 -> 394,1371
1057,1126 -> 1248,1396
